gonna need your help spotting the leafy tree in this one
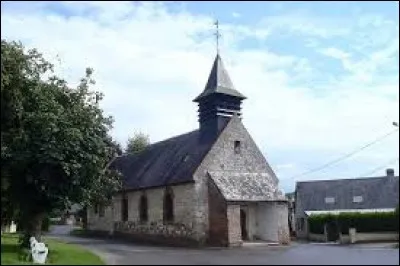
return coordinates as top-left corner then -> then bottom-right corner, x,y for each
1,40 -> 122,247
125,132 -> 150,154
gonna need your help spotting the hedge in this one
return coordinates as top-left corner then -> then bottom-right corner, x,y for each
308,211 -> 398,234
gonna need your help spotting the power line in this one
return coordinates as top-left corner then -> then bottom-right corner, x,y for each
288,127 -> 399,180
359,158 -> 399,177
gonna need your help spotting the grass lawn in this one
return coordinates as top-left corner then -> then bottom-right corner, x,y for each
1,233 -> 105,265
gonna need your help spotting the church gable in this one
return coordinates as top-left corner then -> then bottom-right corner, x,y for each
196,116 -> 278,178
194,115 -> 283,201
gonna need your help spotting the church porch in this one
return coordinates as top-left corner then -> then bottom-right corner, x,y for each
226,201 -> 290,246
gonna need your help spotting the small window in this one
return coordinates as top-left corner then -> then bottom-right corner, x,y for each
99,204 -> 105,217
94,204 -> 99,214
139,194 -> 148,223
353,196 -> 363,203
121,196 -> 128,222
325,197 -> 335,204
163,188 -> 174,223
234,141 -> 241,154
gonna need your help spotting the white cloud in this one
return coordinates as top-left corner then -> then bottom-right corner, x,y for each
232,12 -> 241,18
1,2 -> 398,192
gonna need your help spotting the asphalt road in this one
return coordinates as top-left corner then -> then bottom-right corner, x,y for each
47,225 -> 399,265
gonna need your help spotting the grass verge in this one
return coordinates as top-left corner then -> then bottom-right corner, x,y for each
1,233 -> 105,265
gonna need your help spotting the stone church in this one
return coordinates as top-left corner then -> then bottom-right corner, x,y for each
87,53 -> 290,247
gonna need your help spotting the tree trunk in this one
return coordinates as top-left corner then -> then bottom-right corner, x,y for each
20,212 -> 46,249
82,206 -> 88,230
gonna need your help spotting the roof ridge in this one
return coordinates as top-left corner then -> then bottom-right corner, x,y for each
148,129 -> 198,147
297,175 -> 398,184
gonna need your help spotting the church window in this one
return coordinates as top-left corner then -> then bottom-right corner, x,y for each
94,204 -> 99,214
121,196 -> 128,222
163,188 -> 174,223
139,193 -> 148,223
234,141 -> 241,154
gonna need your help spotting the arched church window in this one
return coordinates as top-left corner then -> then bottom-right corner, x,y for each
163,187 -> 174,223
121,195 -> 128,222
139,193 -> 148,223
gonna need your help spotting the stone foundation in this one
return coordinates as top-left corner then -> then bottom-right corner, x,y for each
113,220 -> 203,246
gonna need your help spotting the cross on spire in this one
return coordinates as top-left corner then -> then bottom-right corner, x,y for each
214,19 -> 221,54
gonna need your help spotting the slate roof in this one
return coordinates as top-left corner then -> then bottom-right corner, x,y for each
193,54 -> 246,102
209,171 -> 286,202
112,130 -> 214,190
296,175 -> 399,212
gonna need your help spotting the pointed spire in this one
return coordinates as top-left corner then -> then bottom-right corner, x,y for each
193,54 -> 246,102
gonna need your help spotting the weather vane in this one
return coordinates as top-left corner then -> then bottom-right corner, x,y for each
214,19 -> 221,54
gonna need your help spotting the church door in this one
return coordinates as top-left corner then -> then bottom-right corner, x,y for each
240,209 -> 248,241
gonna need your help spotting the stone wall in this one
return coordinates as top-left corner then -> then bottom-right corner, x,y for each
309,233 -> 327,242
353,232 -> 399,243
87,204 -> 114,234
111,183 -> 204,244
227,204 -> 242,246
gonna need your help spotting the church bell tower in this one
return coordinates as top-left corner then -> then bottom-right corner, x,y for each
193,53 -> 246,142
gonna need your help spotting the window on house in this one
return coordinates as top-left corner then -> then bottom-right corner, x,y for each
99,204 -> 105,217
94,204 -> 99,214
353,196 -> 363,203
139,194 -> 148,223
163,188 -> 174,223
234,141 -> 241,154
121,196 -> 128,222
325,197 -> 335,204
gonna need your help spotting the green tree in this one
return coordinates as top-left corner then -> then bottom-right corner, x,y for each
1,40 -> 122,247
125,132 -> 150,154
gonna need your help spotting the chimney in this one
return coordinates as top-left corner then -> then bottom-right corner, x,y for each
386,168 -> 395,177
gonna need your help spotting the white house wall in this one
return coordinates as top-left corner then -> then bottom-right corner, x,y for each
256,202 -> 290,244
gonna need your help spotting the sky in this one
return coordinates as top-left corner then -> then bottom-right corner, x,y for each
1,1 -> 399,193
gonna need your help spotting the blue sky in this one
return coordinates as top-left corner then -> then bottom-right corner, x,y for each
1,1 -> 399,193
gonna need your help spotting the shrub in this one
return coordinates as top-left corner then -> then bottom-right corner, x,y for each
308,211 -> 398,234
308,214 -> 335,234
